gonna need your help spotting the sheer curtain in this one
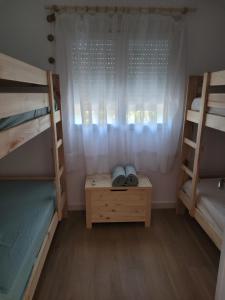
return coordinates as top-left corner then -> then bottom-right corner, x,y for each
55,11 -> 186,206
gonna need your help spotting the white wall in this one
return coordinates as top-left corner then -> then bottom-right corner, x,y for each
187,0 -> 225,74
0,0 -> 50,69
1,0 -> 225,82
0,0 -> 225,209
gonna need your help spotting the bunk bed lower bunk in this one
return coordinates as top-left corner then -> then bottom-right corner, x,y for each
179,178 -> 225,249
0,180 -> 57,300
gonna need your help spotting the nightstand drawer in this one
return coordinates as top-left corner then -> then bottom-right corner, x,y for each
91,190 -> 146,223
91,190 -> 146,207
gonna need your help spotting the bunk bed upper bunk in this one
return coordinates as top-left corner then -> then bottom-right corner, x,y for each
0,53 -> 61,159
0,53 -> 67,300
186,70 -> 225,132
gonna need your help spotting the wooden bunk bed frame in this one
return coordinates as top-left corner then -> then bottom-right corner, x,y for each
0,53 -> 67,300
177,70 -> 225,250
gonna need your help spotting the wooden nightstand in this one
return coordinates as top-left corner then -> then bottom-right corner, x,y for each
85,174 -> 152,228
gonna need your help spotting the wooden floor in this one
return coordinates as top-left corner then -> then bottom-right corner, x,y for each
34,210 -> 219,300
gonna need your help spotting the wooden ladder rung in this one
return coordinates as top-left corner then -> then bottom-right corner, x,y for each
181,164 -> 193,178
59,166 -> 64,178
57,139 -> 63,149
184,138 -> 196,149
186,110 -> 200,124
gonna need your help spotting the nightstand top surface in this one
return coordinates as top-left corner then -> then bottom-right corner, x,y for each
85,173 -> 152,190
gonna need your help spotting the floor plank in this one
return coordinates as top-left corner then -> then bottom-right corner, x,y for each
34,210 -> 219,300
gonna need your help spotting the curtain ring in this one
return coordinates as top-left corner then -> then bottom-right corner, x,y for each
47,13 -> 55,23
48,57 -> 55,64
47,34 -> 55,42
182,7 -> 188,15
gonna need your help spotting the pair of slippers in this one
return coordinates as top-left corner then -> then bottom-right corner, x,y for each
112,165 -> 138,187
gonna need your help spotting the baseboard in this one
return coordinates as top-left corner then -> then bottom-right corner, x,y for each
68,201 -> 176,211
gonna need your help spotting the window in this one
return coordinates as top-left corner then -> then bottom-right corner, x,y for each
72,38 -> 169,125
127,40 -> 169,124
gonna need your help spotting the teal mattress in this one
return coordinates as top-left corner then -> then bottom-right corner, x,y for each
0,108 -> 49,131
0,94 -> 59,131
0,180 -> 56,300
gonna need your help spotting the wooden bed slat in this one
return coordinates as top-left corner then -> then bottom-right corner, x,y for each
194,208 -> 222,250
0,115 -> 50,159
0,93 -> 49,118
210,70 -> 225,86
181,164 -> 193,178
0,53 -> 47,85
205,113 -> 225,132
184,137 -> 196,149
59,166 -> 64,178
186,110 -> 200,123
55,110 -> 61,123
208,93 -> 225,109
57,138 -> 63,149
0,111 -> 61,159
187,109 -> 225,132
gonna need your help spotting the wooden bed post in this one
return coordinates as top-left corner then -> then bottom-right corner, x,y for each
47,71 -> 67,220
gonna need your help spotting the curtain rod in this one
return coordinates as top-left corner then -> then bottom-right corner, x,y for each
45,5 -> 196,16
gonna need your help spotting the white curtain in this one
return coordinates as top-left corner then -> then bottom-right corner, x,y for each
55,12 -> 186,206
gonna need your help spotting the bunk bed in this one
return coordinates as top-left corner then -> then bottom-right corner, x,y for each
0,53 -> 67,300
177,70 -> 225,250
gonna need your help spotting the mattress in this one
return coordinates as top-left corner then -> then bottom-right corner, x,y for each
182,178 -> 225,236
191,97 -> 225,116
0,108 -> 49,131
0,180 -> 56,300
0,94 -> 59,131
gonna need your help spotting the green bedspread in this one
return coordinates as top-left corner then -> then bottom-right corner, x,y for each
0,108 -> 49,131
0,180 -> 56,300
